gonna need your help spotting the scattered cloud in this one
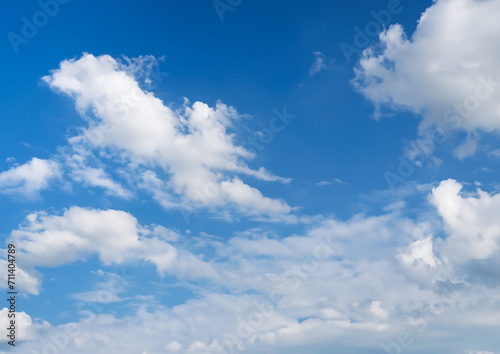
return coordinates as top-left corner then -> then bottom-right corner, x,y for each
10,178 -> 500,352
309,51 -> 334,76
71,270 -> 129,304
317,178 -> 345,186
316,180 -> 331,186
0,158 -> 61,199
12,182 -> 500,352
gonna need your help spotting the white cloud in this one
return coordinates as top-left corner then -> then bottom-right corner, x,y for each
399,236 -> 440,268
316,180 -> 332,186
0,308 -> 51,342
4,210 -> 446,352
11,179 -> 500,352
73,165 -> 131,198
72,289 -> 123,304
454,133 -> 479,159
0,158 -> 60,199
397,236 -> 448,286
42,54 -> 294,221
220,178 -> 294,220
9,207 -> 216,293
369,301 -> 389,320
0,259 -> 41,295
430,178 -> 500,263
317,178 -> 345,186
353,0 -> 500,156
165,341 -> 183,352
7,216 -> 497,352
309,51 -> 332,76
71,270 -> 128,304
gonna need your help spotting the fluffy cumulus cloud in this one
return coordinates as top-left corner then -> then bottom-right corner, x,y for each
12,183 -> 500,353
0,158 -> 61,198
353,0 -> 500,157
8,206 -> 216,294
40,54 -> 294,221
430,178 -> 500,263
7,212 -> 418,353
398,236 -> 440,268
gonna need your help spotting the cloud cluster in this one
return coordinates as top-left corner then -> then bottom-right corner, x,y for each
3,1 -> 500,352
12,180 -> 500,352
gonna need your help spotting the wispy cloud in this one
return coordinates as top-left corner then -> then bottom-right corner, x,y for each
488,149 -> 500,158
317,178 -> 346,186
309,51 -> 334,76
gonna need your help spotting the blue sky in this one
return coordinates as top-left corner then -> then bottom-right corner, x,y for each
1,0 -> 500,353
